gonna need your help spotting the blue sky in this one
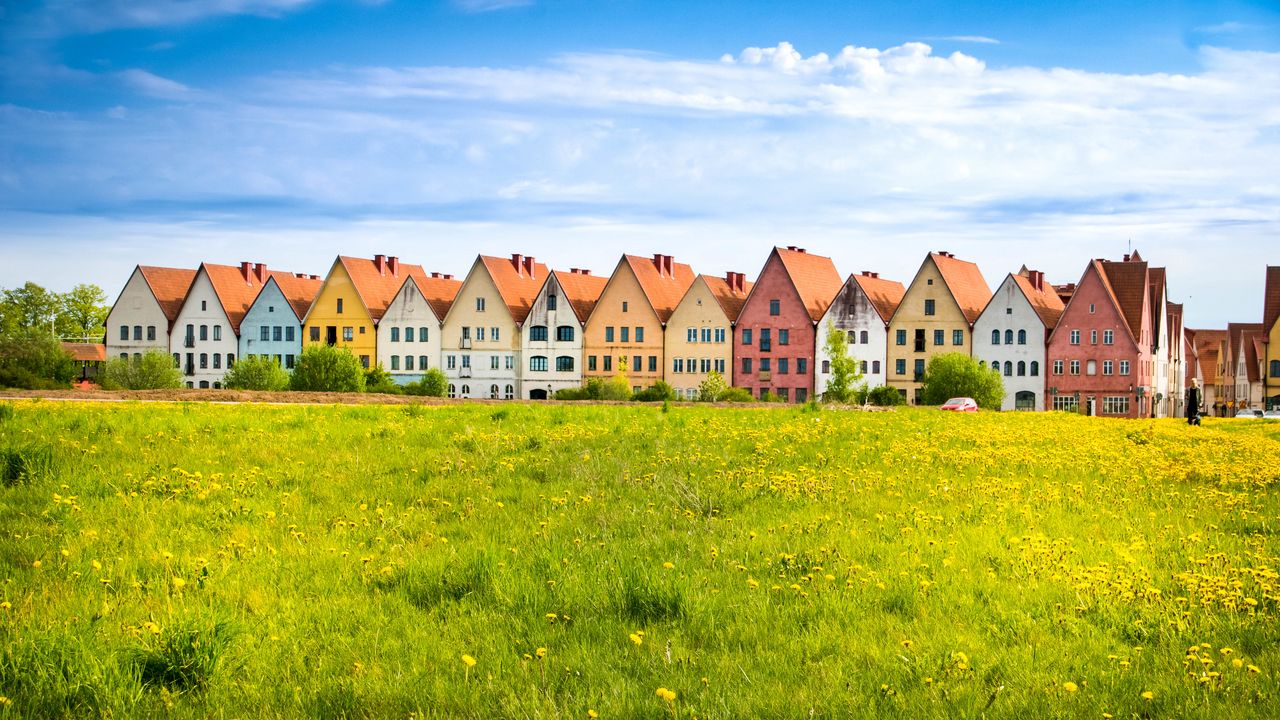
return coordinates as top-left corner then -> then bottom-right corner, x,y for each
2,0 -> 1278,328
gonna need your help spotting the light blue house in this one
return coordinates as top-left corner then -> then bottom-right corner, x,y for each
239,273 -> 323,370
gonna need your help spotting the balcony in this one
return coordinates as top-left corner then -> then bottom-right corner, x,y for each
460,338 -> 472,349
459,368 -> 472,378
758,371 -> 772,382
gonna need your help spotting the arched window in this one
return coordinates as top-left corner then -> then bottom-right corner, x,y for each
1004,361 -> 1013,377
556,356 -> 574,371
530,355 -> 548,372
529,325 -> 548,342
1030,361 -> 1039,376
490,384 -> 499,399
991,359 -> 1000,372
448,384 -> 456,398
860,361 -> 868,373
822,360 -> 830,373
859,330 -> 868,344
1017,361 -> 1026,376
872,360 -> 880,374
1004,329 -> 1013,345
461,384 -> 470,396
991,329 -> 1000,345
1017,329 -> 1027,345
504,384 -> 514,399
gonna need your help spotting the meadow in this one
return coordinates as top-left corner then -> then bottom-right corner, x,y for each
2,399 -> 1279,719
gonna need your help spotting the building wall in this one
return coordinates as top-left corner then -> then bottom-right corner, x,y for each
441,265 -> 520,400
171,272 -> 238,389
583,263 -> 665,391
240,280 -> 303,371
1269,321 -> 1280,410
377,283 -> 442,384
734,255 -> 817,402
1152,292 -> 1170,417
521,275 -> 585,399
815,281 -> 889,397
972,276 -> 1049,411
664,278 -> 733,400
105,268 -> 171,359
304,262 -> 376,368
887,258 -> 972,404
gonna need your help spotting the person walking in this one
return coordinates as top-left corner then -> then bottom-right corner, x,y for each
1186,379 -> 1202,426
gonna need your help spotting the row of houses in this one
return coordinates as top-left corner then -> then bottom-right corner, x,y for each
102,247 -> 1280,417
1185,266 -> 1280,415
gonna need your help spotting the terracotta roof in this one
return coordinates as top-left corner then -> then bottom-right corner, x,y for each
479,254 -> 551,325
551,270 -> 608,324
774,247 -> 843,322
338,256 -> 427,323
62,342 -> 105,362
1098,258 -> 1149,341
622,254 -> 696,324
850,273 -> 906,324
1228,322 -> 1265,382
202,264 -> 274,334
1148,266 -> 1167,339
138,266 -> 197,326
268,272 -> 324,322
930,252 -> 991,325
408,274 -> 464,321
1249,333 -> 1266,384
1190,328 -> 1227,382
1265,266 -> 1280,334
701,274 -> 754,323
1011,272 -> 1066,329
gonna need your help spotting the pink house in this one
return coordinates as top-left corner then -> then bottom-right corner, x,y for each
733,246 -> 843,402
1046,252 -> 1155,418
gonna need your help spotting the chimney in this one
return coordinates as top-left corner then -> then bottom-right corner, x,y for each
388,256 -> 399,276
443,274 -> 454,280
311,275 -> 320,280
511,253 -> 524,276
430,272 -> 440,279
523,255 -> 535,278
254,263 -> 269,283
240,261 -> 252,282
295,272 -> 304,279
653,254 -> 665,277
374,254 -> 386,275
1028,270 -> 1043,291
862,270 -> 879,278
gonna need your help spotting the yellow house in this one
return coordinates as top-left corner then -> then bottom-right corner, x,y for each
584,254 -> 695,391
887,251 -> 991,404
1265,266 -> 1280,411
303,255 -> 425,368
663,272 -> 751,399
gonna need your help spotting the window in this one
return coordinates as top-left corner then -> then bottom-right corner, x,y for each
1090,329 -> 1098,345
991,360 -> 1000,372
491,356 -> 499,369
461,355 -> 472,369
934,329 -> 944,346
213,354 -> 221,369
1069,329 -> 1080,345
648,356 -> 657,372
461,384 -> 470,396
914,359 -> 925,381
359,326 -> 365,334
133,325 -> 142,341
199,353 -> 208,369
895,359 -> 906,375
557,326 -> 574,342
1004,329 -> 1013,345
797,358 -> 807,374
556,356 -> 573,372
1103,330 -> 1114,345
447,355 -> 456,369
603,355 -> 612,372
588,355 -> 597,371
914,329 -> 925,352
490,384 -> 499,399
1030,361 -> 1039,376
760,357 -> 771,373
201,301 -> 206,311
336,298 -> 343,314
1053,395 -> 1079,412
401,326 -> 413,343
673,357 -> 685,373
476,297 -> 486,312
872,360 -> 880,374
605,326 -> 615,342
547,294 -> 557,311
896,329 -> 907,346
119,325 -> 129,341
924,299 -> 935,316
700,328 -> 711,343
778,358 -> 789,374
1070,360 -> 1080,375
405,356 -> 414,371
622,301 -> 628,313
714,358 -> 725,373
147,326 -> 156,341
419,356 -> 427,370
1004,361 -> 1013,377
992,329 -> 1000,345
953,330 -> 964,346
260,326 -> 270,341
391,327 -> 401,342
1272,359 -> 1280,378
1120,360 -> 1131,375
286,355 -> 296,369
633,356 -> 641,372
391,356 -> 400,370
200,325 -> 208,341
359,355 -> 368,369
742,358 -> 752,374
477,327 -> 485,342
860,360 -> 868,374
343,327 -> 353,342
636,327 -> 644,343
1102,396 -> 1130,415
1087,360 -> 1096,375
448,384 -> 456,398
1053,360 -> 1064,375
1089,303 -> 1095,314
779,329 -> 790,346
492,328 -> 500,342
1017,329 -> 1026,345
286,327 -> 295,342
860,330 -> 868,344
505,385 -> 514,400
715,328 -> 726,343
417,327 -> 427,342
822,360 -> 830,374
268,326 -> 277,342
530,356 -> 548,372
1017,361 -> 1026,376
1103,360 -> 1114,375
760,328 -> 771,352
769,299 -> 781,316
530,326 -> 548,342
620,327 -> 630,343
742,329 -> 752,345
687,328 -> 697,343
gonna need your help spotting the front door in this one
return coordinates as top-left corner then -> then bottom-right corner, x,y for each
1015,391 -> 1035,411
326,326 -> 337,346
529,389 -> 548,400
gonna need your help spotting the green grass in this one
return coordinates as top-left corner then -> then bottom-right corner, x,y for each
1,400 -> 1279,718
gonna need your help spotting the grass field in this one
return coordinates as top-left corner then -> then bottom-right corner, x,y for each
2,400 -> 1280,718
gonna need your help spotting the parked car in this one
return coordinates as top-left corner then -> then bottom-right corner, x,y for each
940,397 -> 979,412
1234,408 -> 1264,418
1264,410 -> 1280,419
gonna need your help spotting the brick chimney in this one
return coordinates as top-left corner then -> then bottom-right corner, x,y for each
511,253 -> 524,276
652,253 -> 665,277
862,271 -> 879,279
523,256 -> 536,278
443,274 -> 454,280
374,254 -> 387,275
388,256 -> 399,276
240,261 -> 252,282
254,263 -> 269,284
1027,270 -> 1044,291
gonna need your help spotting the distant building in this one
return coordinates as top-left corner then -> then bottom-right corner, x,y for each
665,272 -> 752,400
973,269 -> 1064,411
172,262 -> 278,388
304,255 -> 425,370
522,269 -> 607,399
104,265 -> 196,361
1264,267 -> 1280,411
815,271 -> 905,398
62,342 -> 105,382
377,273 -> 461,385
239,273 -> 323,373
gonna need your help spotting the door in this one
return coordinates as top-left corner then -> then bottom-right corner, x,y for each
1015,391 -> 1035,411
529,389 -> 548,400
326,326 -> 337,346
1086,396 -> 1095,416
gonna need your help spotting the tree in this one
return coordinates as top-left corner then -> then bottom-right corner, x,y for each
223,355 -> 290,391
821,322 -> 862,403
633,380 -> 676,402
58,284 -> 110,339
0,331 -> 75,389
697,370 -> 729,402
1,282 -> 60,334
403,368 -> 448,397
99,351 -> 182,390
289,345 -> 365,392
602,356 -> 632,400
919,352 -> 1005,409
866,385 -> 905,406
363,363 -> 401,394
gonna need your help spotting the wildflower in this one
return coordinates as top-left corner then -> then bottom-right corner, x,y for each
0,602 -> 10,610
546,613 -> 559,623
662,562 -> 674,570
629,633 -> 643,646
172,577 -> 186,589
588,711 -> 598,719
31,560 -> 41,568
536,647 -> 547,659
901,640 -> 913,649
1141,691 -> 1153,700
461,654 -> 476,668
1063,681 -> 1078,693
1248,665 -> 1260,674
655,688 -> 676,703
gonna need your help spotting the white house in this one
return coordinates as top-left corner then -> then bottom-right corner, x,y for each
1150,268 -> 1170,417
376,272 -> 460,384
172,262 -> 273,388
104,265 -> 196,361
972,269 -> 1064,411
815,271 -> 905,397
520,268 -> 607,399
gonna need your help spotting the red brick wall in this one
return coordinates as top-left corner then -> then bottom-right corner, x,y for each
734,253 -> 817,402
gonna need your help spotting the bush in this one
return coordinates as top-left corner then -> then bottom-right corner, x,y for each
866,385 -> 905,406
601,374 -> 632,401
289,346 -> 365,393
0,331 -> 74,389
632,380 -> 677,402
222,355 -> 290,391
759,391 -> 787,403
697,371 -> 729,402
364,364 -> 401,394
920,352 -> 1005,409
718,387 -> 756,403
403,368 -> 447,397
554,387 -> 589,400
99,351 -> 182,390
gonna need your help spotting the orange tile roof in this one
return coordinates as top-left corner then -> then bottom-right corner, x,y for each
930,252 -> 991,325
1098,258 -> 1149,341
552,270 -> 609,324
701,274 -> 754,322
338,256 -> 427,323
408,275 -> 463,321
480,255 -> 551,325
775,247 -> 843,322
1265,266 -> 1280,333
1249,332 -> 1266,384
268,272 -> 324,321
202,263 -> 273,334
850,273 -> 906,323
61,342 -> 105,362
138,266 -> 197,326
1228,322 -> 1265,383
1011,273 -> 1066,329
623,254 -> 696,324
1190,328 -> 1227,382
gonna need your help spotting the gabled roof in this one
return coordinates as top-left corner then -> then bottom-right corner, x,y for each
477,254 -> 550,325
551,270 -> 608,324
408,274 -> 463,322
621,254 -> 696,324
1097,258 -> 1149,340
138,266 -> 197,326
1148,267 -> 1167,343
849,272 -> 906,324
1251,334 -> 1266,382
1227,322 -> 1265,381
62,342 -> 105,362
774,247 -> 843,322
930,252 -> 991,325
1265,266 -> 1280,334
201,263 -> 273,334
701,274 -> 754,323
268,272 -> 325,322
1011,272 -> 1066,329
1189,328 -> 1227,382
337,256 -> 427,323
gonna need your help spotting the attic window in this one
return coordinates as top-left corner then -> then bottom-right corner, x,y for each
201,300 -> 207,311
337,298 -> 344,314
548,294 -> 557,311
622,301 -> 629,313
1006,308 -> 1012,315
1089,303 -> 1095,313
927,279 -> 933,285
269,306 -> 274,313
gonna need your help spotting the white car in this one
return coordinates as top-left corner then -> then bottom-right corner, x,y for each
1234,408 -> 1264,418
1264,410 -> 1280,419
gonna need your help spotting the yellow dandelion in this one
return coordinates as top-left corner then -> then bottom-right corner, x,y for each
1063,681 -> 1078,693
1141,691 -> 1153,700
461,654 -> 476,668
0,602 -> 9,610
31,560 -> 41,568
629,633 -> 643,646
588,711 -> 598,719
536,647 -> 547,659
1247,665 -> 1260,674
655,687 -> 676,703
901,640 -> 913,649
1233,659 -> 1244,669
662,562 -> 674,570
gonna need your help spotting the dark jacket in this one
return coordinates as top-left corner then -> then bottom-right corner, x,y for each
1186,387 -> 1201,418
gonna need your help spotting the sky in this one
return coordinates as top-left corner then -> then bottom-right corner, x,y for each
2,0 -> 1278,328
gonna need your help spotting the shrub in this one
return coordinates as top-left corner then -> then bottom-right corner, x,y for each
759,391 -> 787,403
717,387 -> 756,403
867,385 -> 905,406
821,322 -> 862,403
0,331 -> 74,389
554,387 -> 589,400
363,364 -> 402,394
99,351 -> 182,390
222,355 -> 290,391
697,371 -> 729,402
403,368 -> 447,397
601,374 -> 632,401
289,346 -> 365,393
632,380 -> 676,402
920,352 -> 1005,409
131,621 -> 237,692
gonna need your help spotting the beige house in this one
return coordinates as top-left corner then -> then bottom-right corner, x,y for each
664,272 -> 752,399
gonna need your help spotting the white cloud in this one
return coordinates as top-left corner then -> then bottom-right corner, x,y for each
453,0 -> 533,13
118,69 -> 192,99
17,0 -> 315,37
927,35 -> 1001,45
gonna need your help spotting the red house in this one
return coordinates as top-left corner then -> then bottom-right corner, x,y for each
1046,252 -> 1155,418
734,246 -> 843,402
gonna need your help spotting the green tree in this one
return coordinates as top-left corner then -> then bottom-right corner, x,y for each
363,363 -> 401,394
223,355 -> 290,391
403,368 -> 448,397
0,331 -> 75,389
717,387 -> 756,403
99,351 -> 182,390
601,356 -> 632,400
919,352 -> 1005,409
821,322 -> 862,403
2,282 -> 60,334
697,370 -> 729,402
289,345 -> 365,392
867,385 -> 905,406
58,284 -> 110,339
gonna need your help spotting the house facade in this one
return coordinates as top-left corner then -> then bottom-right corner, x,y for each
887,252 -> 991,405
735,247 -> 843,403
1149,268 -> 1171,417
1166,302 -> 1186,418
521,269 -> 607,400
1046,254 -> 1155,418
1265,267 -> 1280,410
442,254 -> 547,400
665,272 -> 751,400
172,262 -> 275,388
377,273 -> 461,384
815,271 -> 905,397
104,265 -> 195,361
304,255 -> 424,370
972,270 -> 1064,411
239,273 -> 323,371
584,254 -> 695,392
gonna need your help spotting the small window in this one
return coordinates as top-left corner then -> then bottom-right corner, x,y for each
605,326 -> 614,343
1103,330 -> 1113,345
1017,329 -> 1026,345
286,355 -> 295,369
391,327 -> 400,342
1090,329 -> 1098,345
476,327 -> 485,342
715,328 -> 726,343
760,357 -> 771,373
992,329 -> 1000,345
896,329 -> 906,345
147,326 -> 156,341
603,355 -> 612,372
588,355 -> 597,371
476,297 -> 486,312
934,329 -> 944,346
779,329 -> 790,346
924,299 -> 935,316
953,329 -> 963,346
547,294 -> 557,311
769,299 -> 780,316
895,359 -> 906,375
872,360 -> 880,374
620,327 -> 630,343
742,328 -> 752,345
1017,361 -> 1025,376
404,326 -> 414,343
622,301 -> 628,313
1053,360 -> 1063,375
310,326 -> 320,342
797,358 -> 807,374
343,327 -> 353,341
286,327 -> 295,342
1089,303 -> 1095,313
419,327 -> 428,342
133,325 -> 142,341
391,356 -> 400,370
778,358 -> 789,374
1004,329 -> 1013,345
1070,330 -> 1080,345
199,353 -> 208,369
687,327 -> 697,343
504,385 -> 514,400
269,326 -> 278,342
337,298 -> 344,314
860,330 -> 868,344
700,327 -> 711,343
213,354 -> 221,369
1029,361 -> 1039,376
492,327 -> 500,342
741,357 -> 752,374
405,355 -> 414,371
200,325 -> 208,341
1003,361 -> 1012,377
201,300 -> 207,311
636,327 -> 645,343
261,326 -> 270,341
822,360 -> 830,374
